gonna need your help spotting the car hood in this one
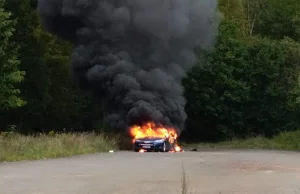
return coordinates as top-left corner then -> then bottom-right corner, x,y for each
135,137 -> 166,141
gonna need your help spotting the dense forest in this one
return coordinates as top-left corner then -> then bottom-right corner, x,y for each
0,0 -> 300,142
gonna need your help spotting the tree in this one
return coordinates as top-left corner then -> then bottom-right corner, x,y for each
183,19 -> 300,142
244,37 -> 300,136
183,21 -> 251,142
1,0 -> 106,132
0,0 -> 25,110
243,0 -> 300,40
218,0 -> 248,37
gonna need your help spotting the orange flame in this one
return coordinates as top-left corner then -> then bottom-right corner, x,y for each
129,121 -> 183,152
175,145 -> 181,152
130,122 -> 177,140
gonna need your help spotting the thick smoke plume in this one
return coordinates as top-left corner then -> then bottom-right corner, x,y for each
37,0 -> 220,133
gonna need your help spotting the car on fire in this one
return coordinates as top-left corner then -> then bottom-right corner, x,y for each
133,136 -> 177,152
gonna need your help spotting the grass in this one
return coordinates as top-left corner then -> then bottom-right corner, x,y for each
184,131 -> 300,151
2,130 -> 300,163
0,132 -> 118,162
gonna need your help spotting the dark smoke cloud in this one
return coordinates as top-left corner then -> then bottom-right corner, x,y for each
37,0 -> 220,133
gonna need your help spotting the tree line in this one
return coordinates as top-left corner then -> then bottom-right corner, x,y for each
1,0 -> 300,142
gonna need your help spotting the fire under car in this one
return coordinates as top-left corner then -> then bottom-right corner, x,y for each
133,136 -> 177,152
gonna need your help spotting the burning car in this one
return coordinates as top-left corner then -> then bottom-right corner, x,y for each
129,122 -> 182,152
133,136 -> 177,152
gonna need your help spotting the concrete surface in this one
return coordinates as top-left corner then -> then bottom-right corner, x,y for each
1,150 -> 300,194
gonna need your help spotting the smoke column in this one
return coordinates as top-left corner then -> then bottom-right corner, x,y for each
37,0 -> 220,133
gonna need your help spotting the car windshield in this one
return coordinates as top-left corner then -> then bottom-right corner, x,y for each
139,136 -> 165,140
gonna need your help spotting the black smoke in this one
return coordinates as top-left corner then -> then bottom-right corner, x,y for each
37,0 -> 220,133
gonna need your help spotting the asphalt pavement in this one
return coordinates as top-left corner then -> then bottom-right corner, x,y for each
1,150 -> 300,194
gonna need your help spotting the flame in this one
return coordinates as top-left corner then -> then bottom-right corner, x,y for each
130,122 -> 177,140
129,121 -> 183,152
175,145 -> 181,152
